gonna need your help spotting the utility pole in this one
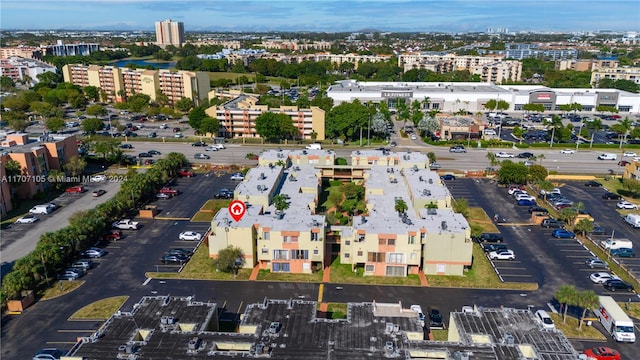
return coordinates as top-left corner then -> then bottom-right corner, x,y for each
367,115 -> 371,146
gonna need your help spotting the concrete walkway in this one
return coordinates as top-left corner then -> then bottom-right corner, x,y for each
249,264 -> 261,280
322,265 -> 331,283
418,271 -> 429,286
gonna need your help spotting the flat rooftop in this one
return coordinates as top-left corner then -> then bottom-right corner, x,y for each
329,80 -> 510,94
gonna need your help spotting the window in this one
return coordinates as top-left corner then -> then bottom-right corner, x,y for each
272,250 -> 288,260
311,232 -> 319,241
291,250 -> 309,260
365,264 -> 375,272
357,235 -> 365,242
378,239 -> 385,245
345,240 -> 351,245
388,253 -> 405,264
368,252 -> 385,262
357,251 -> 363,256
261,248 -> 268,254
313,249 -> 319,255
283,236 -> 298,243
420,232 -> 425,242
410,253 -> 417,259
408,235 -> 415,244
273,262 -> 290,272
344,253 -> 350,258
262,232 -> 270,240
386,266 -> 405,277
388,239 -> 395,246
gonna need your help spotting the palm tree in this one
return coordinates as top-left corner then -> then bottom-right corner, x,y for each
545,115 -> 563,147
555,284 -> 577,323
610,117 -> 632,149
396,101 -> 410,132
486,152 -> 498,167
576,290 -> 599,330
587,118 -> 603,148
273,194 -> 290,216
394,199 -> 408,216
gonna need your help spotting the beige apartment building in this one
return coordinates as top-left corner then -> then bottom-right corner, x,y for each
205,94 -> 325,140
260,40 -> 332,52
591,67 -> 640,86
470,60 -> 522,83
398,53 -> 522,83
208,149 -> 472,277
155,19 -> 185,47
0,46 -> 42,59
555,59 -> 619,71
0,134 -> 79,216
62,64 -> 210,105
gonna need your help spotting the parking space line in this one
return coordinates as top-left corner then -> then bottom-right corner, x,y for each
46,341 -> 77,344
497,274 -> 532,278
142,277 -> 152,286
155,217 -> 191,220
495,266 -> 526,270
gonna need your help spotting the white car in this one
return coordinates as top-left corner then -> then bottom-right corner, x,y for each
174,133 -> 183,138
230,172 -> 245,181
179,231 -> 203,241
589,272 -> 620,284
411,134 -> 417,140
495,152 -> 514,158
159,123 -> 169,129
213,143 -> 225,150
623,151 -> 637,157
90,174 -> 107,182
559,149 -> 575,154
616,201 -> 638,210
205,146 -> 219,151
15,214 -> 39,224
81,247 -> 106,258
515,194 -> 535,201
488,250 -> 515,260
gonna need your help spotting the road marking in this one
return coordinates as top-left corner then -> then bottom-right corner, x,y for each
496,267 -> 526,270
58,329 -> 95,333
499,274 -> 533,278
155,217 -> 191,221
236,301 -> 243,315
317,283 -> 324,303
46,341 -> 77,344
498,223 -> 536,226
142,277 -> 152,286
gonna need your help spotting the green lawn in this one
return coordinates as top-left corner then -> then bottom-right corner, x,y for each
191,199 -> 231,222
329,257 -> 421,286
69,296 -> 128,320
549,313 -> 606,340
40,280 -> 84,300
431,329 -> 448,341
466,207 -> 499,233
326,302 -> 348,319
256,269 -> 323,282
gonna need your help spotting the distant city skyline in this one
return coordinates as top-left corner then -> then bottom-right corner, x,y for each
1,0 -> 639,33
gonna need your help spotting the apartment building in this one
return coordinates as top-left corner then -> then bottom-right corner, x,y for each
591,67 -> 640,86
208,149 -> 471,277
0,134 -> 79,216
0,56 -> 57,84
259,40 -> 332,51
205,94 -> 325,140
470,60 -> 522,83
62,64 -> 210,105
555,59 -> 620,71
155,19 -> 185,47
0,46 -> 42,60
44,40 -> 100,57
399,53 -> 505,70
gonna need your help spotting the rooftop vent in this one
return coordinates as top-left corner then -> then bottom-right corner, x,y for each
419,176 -> 423,182
390,178 -> 398,184
427,208 -> 437,215
188,337 -> 200,350
422,189 -> 431,196
428,179 -> 433,184
441,221 -> 448,230
259,173 -> 266,180
303,150 -> 308,155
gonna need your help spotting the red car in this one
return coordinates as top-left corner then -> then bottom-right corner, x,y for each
583,347 -> 620,360
158,187 -> 179,196
178,170 -> 194,178
65,185 -> 85,193
103,230 -> 123,241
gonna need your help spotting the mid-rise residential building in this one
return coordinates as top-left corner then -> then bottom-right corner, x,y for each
205,94 -> 325,140
62,64 -> 210,105
155,19 -> 185,47
591,67 -> 640,86
208,149 -> 472,277
0,46 -> 42,60
479,43 -> 579,60
555,58 -> 619,71
399,53 -> 521,83
0,56 -> 57,85
43,40 -> 100,57
0,133 -> 79,216
327,80 -> 640,113
259,39 -> 332,51
470,60 -> 522,83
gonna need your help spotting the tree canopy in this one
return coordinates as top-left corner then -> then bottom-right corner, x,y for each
325,100 -> 369,142
255,112 -> 299,142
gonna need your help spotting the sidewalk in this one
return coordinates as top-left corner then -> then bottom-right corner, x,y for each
249,264 -> 260,280
418,271 -> 429,286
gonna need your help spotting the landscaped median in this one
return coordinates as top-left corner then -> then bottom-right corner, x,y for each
191,199 -> 231,222
69,296 -> 129,320
548,313 -> 606,340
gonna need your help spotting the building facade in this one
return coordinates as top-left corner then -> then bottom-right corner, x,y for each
0,46 -> 42,60
44,40 -> 100,57
208,149 -> 472,277
155,19 -> 185,47
62,64 -> 210,105
0,56 -> 57,85
205,94 -> 326,140
591,67 -> 640,86
326,80 -> 640,113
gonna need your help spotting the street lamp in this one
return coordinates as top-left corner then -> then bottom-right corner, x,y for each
576,123 -> 584,151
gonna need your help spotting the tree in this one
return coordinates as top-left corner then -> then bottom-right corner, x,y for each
4,111 -> 28,131
211,245 -> 245,276
63,156 -> 86,177
45,117 -> 65,133
558,207 -> 579,226
410,100 -> 423,127
555,285 -> 577,323
83,86 -> 100,102
574,218 -> 594,236
0,76 -> 15,91
394,199 -> 408,215
81,117 -> 104,134
621,178 -> 640,197
427,152 -> 437,164
396,100 -> 410,131
46,169 -> 66,191
370,112 -> 388,135
610,117 -> 632,149
544,115 -> 563,147
255,112 -> 298,142
497,160 -> 528,184
527,165 -> 548,183
486,152 -> 499,167
175,97 -> 193,113
86,104 -> 107,118
512,125 -> 524,142
417,116 -> 440,137
199,117 -> 220,136
586,118 -> 603,148
272,194 -> 290,215
576,290 -> 599,330
188,106 -> 207,131
325,100 -> 368,142
92,138 -> 120,161
127,93 -> 151,112
2,96 -> 30,112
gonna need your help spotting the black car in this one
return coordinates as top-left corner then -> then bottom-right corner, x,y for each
590,226 -> 607,235
473,233 -> 503,243
602,192 -> 622,200
541,218 -> 564,228
584,180 -> 602,187
517,152 -> 534,159
148,150 -> 161,155
119,143 -> 134,149
138,152 -> 152,158
428,307 -> 443,328
192,141 -> 207,147
168,248 -> 194,257
214,189 -> 233,199
603,279 -> 634,292
482,243 -> 508,253
440,174 -> 456,181
161,254 -> 189,264
528,205 -> 548,214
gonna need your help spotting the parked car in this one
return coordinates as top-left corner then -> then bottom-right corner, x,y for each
33,348 -> 65,360
103,230 -> 122,241
57,269 -> 80,281
541,218 -> 564,228
179,231 -> 203,241
81,247 -> 106,258
582,347 -> 621,360
29,203 -> 56,215
616,201 -> 638,210
482,243 -> 508,253
440,174 -> 456,181
156,193 -> 172,199
488,250 -> 516,260
603,279 -> 634,292
214,189 -> 233,199
590,226 -> 607,235
552,229 -> 575,239
590,272 -> 620,284
429,162 -> 441,170
15,214 -> 39,224
168,248 -> 194,257
92,189 -> 106,197
473,233 -> 503,243
65,185 -> 85,193
602,192 -> 622,200
194,153 -> 210,160
584,180 -> 602,187
427,307 -> 444,328
230,172 -> 245,181
517,199 -> 536,206
585,258 -> 608,269
534,310 -> 555,329
528,206 -> 548,214
610,248 -> 635,258
161,254 -> 189,265
178,170 -> 194,178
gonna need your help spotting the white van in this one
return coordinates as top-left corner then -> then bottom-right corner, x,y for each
305,143 -> 322,150
29,204 -> 56,215
625,213 -> 640,228
598,153 -> 617,160
534,310 -> 555,330
600,238 -> 633,250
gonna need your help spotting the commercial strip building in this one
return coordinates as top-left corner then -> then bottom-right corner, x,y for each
205,93 -> 325,140
62,64 -> 210,105
326,79 -> 640,113
67,295 -> 581,359
155,19 -> 185,48
0,134 -> 79,216
0,56 -> 57,84
208,149 -> 471,277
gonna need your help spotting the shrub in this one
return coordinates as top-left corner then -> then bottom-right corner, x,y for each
335,158 -> 348,166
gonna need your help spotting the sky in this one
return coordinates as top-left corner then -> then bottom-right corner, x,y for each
1,0 -> 639,32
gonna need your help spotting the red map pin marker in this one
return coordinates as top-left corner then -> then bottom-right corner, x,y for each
228,200 -> 246,222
